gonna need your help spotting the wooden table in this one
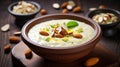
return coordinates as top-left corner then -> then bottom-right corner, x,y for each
0,0 -> 120,67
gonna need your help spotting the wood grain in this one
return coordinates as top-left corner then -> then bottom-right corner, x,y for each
0,0 -> 120,67
11,41 -> 118,67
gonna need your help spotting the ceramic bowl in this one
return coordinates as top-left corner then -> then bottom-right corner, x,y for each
8,1 -> 41,20
21,14 -> 101,63
86,9 -> 120,29
86,9 -> 120,37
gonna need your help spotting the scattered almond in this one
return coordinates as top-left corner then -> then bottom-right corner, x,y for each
62,9 -> 68,13
40,9 -> 47,15
68,0 -> 76,7
39,31 -> 49,36
99,5 -> 105,9
9,36 -> 20,43
89,8 -> 97,11
1,24 -> 10,32
72,6 -> 81,13
4,44 -> 11,53
67,5 -> 73,10
53,3 -> 60,9
54,34 -> 64,38
14,31 -> 21,36
85,57 -> 99,67
72,33 -> 82,38
25,49 -> 33,59
61,2 -> 68,8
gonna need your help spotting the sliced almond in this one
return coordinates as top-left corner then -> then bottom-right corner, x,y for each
67,5 -> 73,10
1,24 -> 10,32
14,31 -> 21,36
72,33 -> 82,38
53,3 -> 60,9
54,34 -> 64,38
60,27 -> 68,36
39,31 -> 49,36
89,8 -> 97,11
68,0 -> 76,7
98,17 -> 103,23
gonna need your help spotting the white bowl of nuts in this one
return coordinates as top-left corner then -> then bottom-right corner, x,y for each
8,1 -> 41,20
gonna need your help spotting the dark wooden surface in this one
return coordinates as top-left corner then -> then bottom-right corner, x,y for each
11,42 -> 119,67
0,0 -> 120,67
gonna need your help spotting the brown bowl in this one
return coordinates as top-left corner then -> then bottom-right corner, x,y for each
21,13 -> 102,63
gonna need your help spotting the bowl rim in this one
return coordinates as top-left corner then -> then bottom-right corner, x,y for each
22,13 -> 101,50
86,8 -> 120,26
8,1 -> 41,16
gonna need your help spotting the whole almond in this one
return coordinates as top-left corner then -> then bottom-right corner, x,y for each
72,6 -> 81,13
40,9 -> 47,15
72,33 -> 82,38
62,9 -> 68,13
85,57 -> 99,67
25,49 -> 33,59
9,36 -> 20,43
54,34 -> 64,38
61,2 -> 68,8
4,44 -> 11,53
39,31 -> 49,36
99,5 -> 105,9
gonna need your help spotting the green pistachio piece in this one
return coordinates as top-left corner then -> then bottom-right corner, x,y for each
50,24 -> 59,28
45,37 -> 51,42
76,27 -> 83,33
62,38 -> 68,42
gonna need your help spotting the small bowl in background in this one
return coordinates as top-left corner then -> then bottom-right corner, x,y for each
86,9 -> 120,37
8,1 -> 41,28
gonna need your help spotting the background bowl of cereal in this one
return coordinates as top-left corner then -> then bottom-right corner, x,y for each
21,13 -> 101,63
8,1 -> 41,20
86,9 -> 120,36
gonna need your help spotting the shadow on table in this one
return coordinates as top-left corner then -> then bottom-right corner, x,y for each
102,23 -> 120,37
14,18 -> 32,29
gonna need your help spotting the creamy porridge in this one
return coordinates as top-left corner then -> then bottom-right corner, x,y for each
28,19 -> 95,47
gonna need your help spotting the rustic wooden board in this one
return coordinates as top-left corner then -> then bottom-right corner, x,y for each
11,41 -> 119,67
